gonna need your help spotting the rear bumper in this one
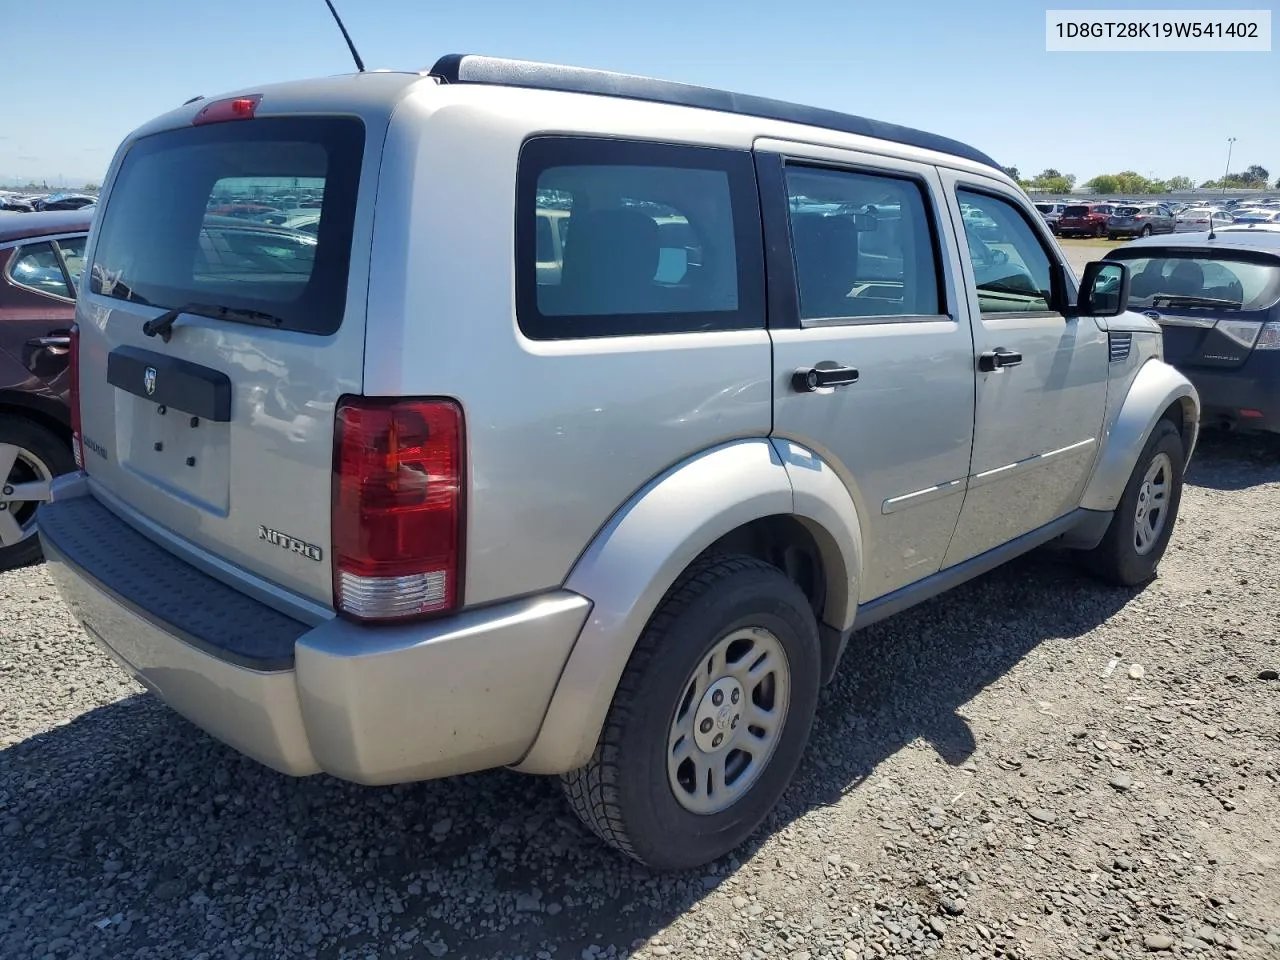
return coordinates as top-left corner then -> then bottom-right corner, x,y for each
1183,366 -> 1280,433
39,478 -> 592,784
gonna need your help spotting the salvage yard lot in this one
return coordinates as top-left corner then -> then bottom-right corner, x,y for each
2,449 -> 1279,958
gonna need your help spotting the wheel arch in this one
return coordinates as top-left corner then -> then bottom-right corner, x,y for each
0,390 -> 72,444
513,438 -> 863,775
1080,359 -> 1200,513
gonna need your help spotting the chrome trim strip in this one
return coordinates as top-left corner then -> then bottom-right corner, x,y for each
1150,314 -> 1217,329
881,478 -> 964,515
970,437 -> 1096,490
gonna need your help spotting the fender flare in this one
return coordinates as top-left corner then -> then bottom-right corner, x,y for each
1079,358 -> 1200,513
513,437 -> 862,775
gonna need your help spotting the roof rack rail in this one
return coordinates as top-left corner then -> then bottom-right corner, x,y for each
427,54 -> 1001,171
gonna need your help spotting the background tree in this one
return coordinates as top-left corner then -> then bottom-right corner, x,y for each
1166,175 -> 1194,191
1030,168 -> 1076,194
1002,165 -> 1022,183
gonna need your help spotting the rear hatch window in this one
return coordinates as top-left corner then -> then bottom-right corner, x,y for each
90,117 -> 364,336
1111,252 -> 1280,368
1062,205 -> 1089,217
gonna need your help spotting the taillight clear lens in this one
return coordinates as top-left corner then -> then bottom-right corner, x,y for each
1217,320 -> 1262,349
69,323 -> 84,469
332,398 -> 464,622
1254,321 -> 1280,350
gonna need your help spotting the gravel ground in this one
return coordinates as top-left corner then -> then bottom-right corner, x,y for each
2,432 -> 1278,960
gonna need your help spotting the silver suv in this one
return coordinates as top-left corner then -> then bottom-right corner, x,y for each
39,55 -> 1199,871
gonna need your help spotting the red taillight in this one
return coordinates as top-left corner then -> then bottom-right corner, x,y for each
69,324 -> 84,470
332,398 -> 465,622
192,94 -> 262,125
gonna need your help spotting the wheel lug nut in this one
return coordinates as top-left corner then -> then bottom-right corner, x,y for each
712,690 -> 723,707
731,688 -> 740,704
1,485 -> 11,496
699,718 -> 714,734
712,733 -> 723,748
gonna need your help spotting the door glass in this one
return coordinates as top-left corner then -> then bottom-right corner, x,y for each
54,235 -> 87,292
955,190 -> 1053,314
785,165 -> 941,321
8,242 -> 71,298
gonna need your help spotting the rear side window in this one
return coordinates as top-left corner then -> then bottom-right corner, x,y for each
784,165 -> 942,321
8,242 -> 71,299
516,137 -> 764,340
89,117 -> 364,335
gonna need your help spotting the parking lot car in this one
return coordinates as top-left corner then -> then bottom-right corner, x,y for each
38,54 -> 1200,871
1229,208 -> 1280,225
1057,202 -> 1116,238
1107,203 -> 1176,240
1033,201 -> 1068,232
0,210 -> 91,568
1175,207 -> 1234,233
1105,231 -> 1280,434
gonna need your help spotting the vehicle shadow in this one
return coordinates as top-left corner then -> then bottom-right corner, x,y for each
0,552 -> 1134,960
1186,429 -> 1280,491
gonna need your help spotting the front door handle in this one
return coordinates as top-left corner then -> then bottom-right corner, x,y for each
978,347 -> 1023,372
792,362 -> 860,393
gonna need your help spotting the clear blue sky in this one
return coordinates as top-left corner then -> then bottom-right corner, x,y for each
1,0 -> 1275,188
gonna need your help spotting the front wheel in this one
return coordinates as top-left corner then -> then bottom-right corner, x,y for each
561,554 -> 821,870
1094,223 -> 1106,238
1107,232 -> 1117,241
1079,418 -> 1184,586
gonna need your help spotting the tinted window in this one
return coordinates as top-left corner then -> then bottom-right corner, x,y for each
784,165 -> 941,321
8,242 -> 71,298
1063,205 -> 1089,216
956,190 -> 1054,314
517,137 -> 763,340
1111,253 -> 1280,311
90,117 -> 364,335
1116,206 -> 1141,216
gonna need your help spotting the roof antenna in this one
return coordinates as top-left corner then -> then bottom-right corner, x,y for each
322,0 -> 365,72
1207,209 -> 1216,240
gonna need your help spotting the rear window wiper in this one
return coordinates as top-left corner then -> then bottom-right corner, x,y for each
1150,294 -> 1242,309
142,302 -> 287,343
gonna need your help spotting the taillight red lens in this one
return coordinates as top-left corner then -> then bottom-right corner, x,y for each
332,398 -> 464,622
192,94 -> 262,125
69,323 -> 84,470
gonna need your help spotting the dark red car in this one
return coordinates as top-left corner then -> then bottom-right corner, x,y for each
0,210 -> 92,568
1056,203 -> 1116,238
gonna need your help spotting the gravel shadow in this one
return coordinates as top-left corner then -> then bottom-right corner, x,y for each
0,546 -> 1141,959
1185,429 -> 1280,490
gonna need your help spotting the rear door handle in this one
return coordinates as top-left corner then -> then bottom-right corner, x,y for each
792,362 -> 860,393
25,335 -> 70,356
978,347 -> 1023,372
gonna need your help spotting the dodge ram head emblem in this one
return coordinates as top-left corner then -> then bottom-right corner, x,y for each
143,366 -> 157,396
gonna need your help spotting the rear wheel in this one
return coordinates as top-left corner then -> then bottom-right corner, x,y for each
1094,223 -> 1106,238
561,554 -> 821,870
0,416 -> 75,571
1107,232 -> 1117,240
1079,418 -> 1184,586
1140,225 -> 1153,237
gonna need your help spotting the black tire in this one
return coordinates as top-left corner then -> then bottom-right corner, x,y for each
1140,225 -> 1153,237
0,416 -> 75,571
1107,232 -> 1116,241
561,554 -> 821,871
1079,418 -> 1184,586
1094,224 -> 1106,238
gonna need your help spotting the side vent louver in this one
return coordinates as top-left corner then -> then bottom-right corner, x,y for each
1109,332 -> 1132,363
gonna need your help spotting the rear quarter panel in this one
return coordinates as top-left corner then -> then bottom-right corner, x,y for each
366,86 -> 775,606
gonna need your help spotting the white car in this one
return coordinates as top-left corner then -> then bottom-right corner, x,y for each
1175,208 -> 1234,232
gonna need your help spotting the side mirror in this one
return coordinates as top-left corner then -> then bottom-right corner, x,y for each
1077,260 -> 1130,317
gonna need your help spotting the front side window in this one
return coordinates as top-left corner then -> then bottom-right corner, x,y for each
7,242 -> 71,298
784,165 -> 941,321
955,189 -> 1054,314
54,235 -> 87,292
90,117 -> 364,335
517,137 -> 763,340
